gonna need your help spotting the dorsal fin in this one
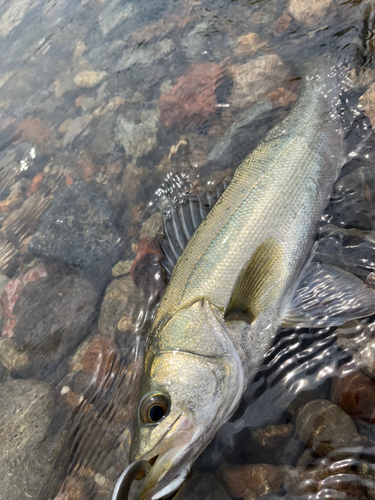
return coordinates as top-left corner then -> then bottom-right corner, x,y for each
160,181 -> 229,279
225,238 -> 284,323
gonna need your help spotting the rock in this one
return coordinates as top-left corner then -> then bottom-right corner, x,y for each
139,213 -> 163,240
0,379 -> 54,500
288,0 -> 335,27
360,82 -> 375,129
331,362 -> 375,423
272,14 -> 292,34
181,23 -> 209,59
115,109 -> 159,161
267,87 -> 297,108
0,338 -> 28,371
169,138 -> 190,170
10,273 -> 98,381
115,39 -> 174,72
62,115 -> 92,147
130,237 -> 165,295
0,0 -> 35,38
296,399 -> 360,456
158,63 -> 222,128
253,423 -> 295,448
112,259 -> 133,278
234,33 -> 266,58
174,471 -> 231,499
1,263 -> 50,338
218,463 -> 283,499
335,318 -> 375,379
98,275 -> 142,338
74,70 -> 107,88
28,182 -> 122,275
98,0 -> 136,36
230,54 -> 289,110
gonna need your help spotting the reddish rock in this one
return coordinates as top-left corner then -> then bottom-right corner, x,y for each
267,87 -> 297,108
1,263 -> 50,337
218,463 -> 283,498
272,13 -> 292,34
15,116 -> 52,144
158,63 -> 222,128
27,172 -> 46,196
130,237 -> 165,294
331,362 -> 375,423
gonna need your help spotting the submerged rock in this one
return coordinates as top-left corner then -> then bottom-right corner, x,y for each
296,399 -> 360,456
0,379 -> 54,500
115,109 -> 159,161
218,463 -> 283,499
74,71 -> 107,89
158,63 -> 222,128
331,362 -> 375,423
9,274 -> 98,381
234,33 -> 266,58
288,0 -> 335,27
28,182 -> 122,276
230,54 -> 289,110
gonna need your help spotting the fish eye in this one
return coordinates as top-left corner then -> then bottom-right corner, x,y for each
140,394 -> 169,424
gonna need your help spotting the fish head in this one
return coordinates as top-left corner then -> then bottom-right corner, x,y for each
130,300 -> 244,499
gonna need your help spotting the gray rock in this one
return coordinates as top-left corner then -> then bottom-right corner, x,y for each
174,471 -> 231,500
139,212 -> 163,240
115,39 -> 174,72
112,259 -> 133,278
98,275 -> 142,338
28,182 -> 122,275
181,23 -> 210,59
115,109 -> 159,161
11,273 -> 98,381
98,0 -> 137,36
0,379 -> 54,500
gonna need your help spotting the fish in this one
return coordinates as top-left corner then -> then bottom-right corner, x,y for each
129,57 -> 375,500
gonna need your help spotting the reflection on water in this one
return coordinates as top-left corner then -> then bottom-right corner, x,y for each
0,0 -> 374,498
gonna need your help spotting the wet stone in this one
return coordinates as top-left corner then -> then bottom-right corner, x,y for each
74,70 -> 107,89
296,399 -> 360,456
234,33 -> 266,58
230,54 -> 289,110
98,274 -> 142,338
218,463 -> 283,499
11,273 -> 98,382
174,471 -> 231,500
331,362 -> 375,423
335,318 -> 375,379
111,259 -> 133,278
288,0 -> 335,27
139,212 -> 163,240
0,379 -> 54,500
28,182 -> 122,276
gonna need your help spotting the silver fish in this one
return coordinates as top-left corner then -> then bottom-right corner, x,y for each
129,58 -> 375,499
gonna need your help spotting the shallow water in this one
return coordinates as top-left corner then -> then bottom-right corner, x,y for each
0,0 -> 375,499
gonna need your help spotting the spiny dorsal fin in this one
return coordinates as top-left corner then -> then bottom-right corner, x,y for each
160,181 -> 229,279
225,238 -> 283,323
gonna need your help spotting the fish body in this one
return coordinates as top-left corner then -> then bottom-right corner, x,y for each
130,62 -> 375,500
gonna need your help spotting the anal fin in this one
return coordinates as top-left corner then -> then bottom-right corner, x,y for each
225,238 -> 283,323
283,262 -> 375,328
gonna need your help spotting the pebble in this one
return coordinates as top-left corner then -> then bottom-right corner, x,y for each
130,237 -> 165,295
267,87 -> 297,108
0,338 -> 28,371
296,399 -> 360,456
139,212 -> 163,240
234,33 -> 266,58
111,259 -> 133,278
74,70 -> 108,89
218,463 -> 283,499
253,423 -> 295,448
288,0 -> 335,27
98,274 -> 142,337
360,82 -> 375,129
230,54 -> 289,110
0,0 -> 34,38
0,379 -> 54,499
28,182 -> 122,276
331,362 -> 375,423
158,63 -> 222,128
115,109 -> 159,161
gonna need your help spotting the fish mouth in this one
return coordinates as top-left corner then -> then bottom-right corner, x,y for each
139,447 -> 191,500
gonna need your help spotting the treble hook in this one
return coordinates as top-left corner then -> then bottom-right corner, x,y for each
112,460 -> 152,500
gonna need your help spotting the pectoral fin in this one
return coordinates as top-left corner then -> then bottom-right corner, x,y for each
225,238 -> 283,323
283,262 -> 375,328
